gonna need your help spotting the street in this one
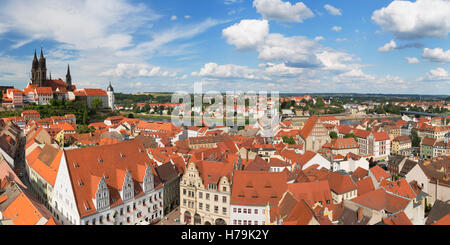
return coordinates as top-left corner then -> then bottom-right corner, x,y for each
156,207 -> 181,225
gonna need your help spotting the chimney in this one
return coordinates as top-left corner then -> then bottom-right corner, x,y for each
201,152 -> 204,161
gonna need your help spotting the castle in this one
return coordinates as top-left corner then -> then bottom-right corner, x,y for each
23,49 -> 114,109
30,49 -> 75,92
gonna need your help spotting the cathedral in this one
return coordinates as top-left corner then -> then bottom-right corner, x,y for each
30,48 -> 75,92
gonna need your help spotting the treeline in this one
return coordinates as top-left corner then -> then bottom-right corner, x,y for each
366,103 -> 448,115
114,93 -> 173,106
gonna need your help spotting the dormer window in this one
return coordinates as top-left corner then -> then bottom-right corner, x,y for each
73,162 -> 79,168
98,158 -> 103,163
120,153 -> 125,158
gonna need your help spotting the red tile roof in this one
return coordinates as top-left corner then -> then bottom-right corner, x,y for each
287,180 -> 332,207
379,178 -> 417,200
64,140 -> 161,218
370,165 -> 390,182
382,211 -> 412,225
282,199 -> 316,225
76,88 -> 107,96
432,214 -> 450,225
351,188 -> 411,213
299,115 -> 319,139
331,137 -> 358,150
35,87 -> 53,95
231,171 -> 287,206
328,172 -> 357,194
356,177 -> 375,196
372,132 -> 390,141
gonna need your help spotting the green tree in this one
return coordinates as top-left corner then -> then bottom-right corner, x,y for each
282,136 -> 296,145
344,133 -> 357,141
411,129 -> 421,147
315,96 -> 324,108
144,103 -> 150,113
92,97 -> 103,110
329,131 -> 338,139
82,107 -> 88,125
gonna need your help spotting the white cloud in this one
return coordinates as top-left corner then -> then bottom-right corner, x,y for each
336,38 -> 347,42
119,18 -> 225,57
184,15 -> 191,19
0,0 -> 160,50
253,0 -> 314,23
332,26 -> 342,32
333,68 -> 375,82
222,19 -> 269,51
419,67 -> 450,81
260,62 -> 304,76
406,57 -> 420,64
192,62 -> 270,80
314,36 -> 324,41
101,63 -> 177,78
257,33 -> 322,68
372,0 -> 450,40
378,40 -> 397,53
171,15 -> 177,21
324,4 -> 342,16
317,50 -> 356,72
422,47 -> 450,63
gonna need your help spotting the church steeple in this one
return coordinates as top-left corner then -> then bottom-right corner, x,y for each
38,48 -> 46,68
31,49 -> 39,84
66,64 -> 72,90
32,49 -> 38,69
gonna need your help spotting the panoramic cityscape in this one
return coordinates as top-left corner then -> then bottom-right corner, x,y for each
0,0 -> 449,229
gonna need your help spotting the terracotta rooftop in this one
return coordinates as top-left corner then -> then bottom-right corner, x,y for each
231,171 -> 287,206
64,140 -> 161,218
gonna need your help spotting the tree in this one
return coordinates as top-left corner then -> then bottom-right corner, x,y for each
315,96 -> 324,108
282,136 -> 296,145
82,107 -> 88,125
411,129 -> 421,147
64,100 -> 72,108
329,131 -> 338,139
92,97 -> 103,110
344,133 -> 356,141
144,103 -> 150,113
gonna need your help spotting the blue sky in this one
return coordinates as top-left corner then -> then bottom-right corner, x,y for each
0,0 -> 449,94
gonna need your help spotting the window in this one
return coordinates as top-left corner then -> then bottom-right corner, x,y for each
199,192 -> 203,199
248,220 -> 252,225
248,209 -> 251,214
238,208 -> 241,213
214,206 -> 218,213
222,196 -> 227,203
223,186 -> 227,192
254,209 -> 258,214
206,193 -> 210,200
238,220 -> 242,225
234,220 -> 237,225
199,203 -> 203,210
233,208 -> 237,213
243,208 -> 247,214
223,207 -> 227,214
183,189 -> 186,195
214,195 -> 218,202
183,199 -> 186,206
206,204 -> 210,211
243,220 -> 247,225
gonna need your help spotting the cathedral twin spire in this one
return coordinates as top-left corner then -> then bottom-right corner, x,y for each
30,48 -> 73,90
